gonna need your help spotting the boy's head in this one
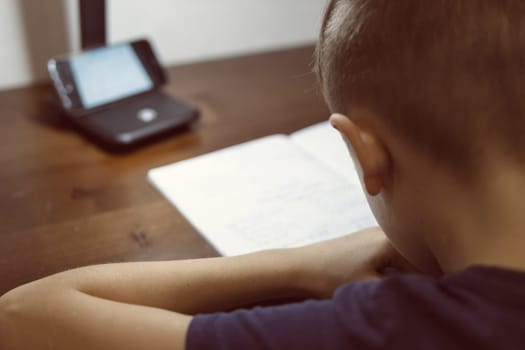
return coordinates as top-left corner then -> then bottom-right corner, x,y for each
316,0 -> 525,272
317,0 -> 525,169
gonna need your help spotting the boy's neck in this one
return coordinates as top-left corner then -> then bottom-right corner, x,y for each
422,161 -> 525,274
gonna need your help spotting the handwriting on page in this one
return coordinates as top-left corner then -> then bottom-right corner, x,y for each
149,135 -> 376,256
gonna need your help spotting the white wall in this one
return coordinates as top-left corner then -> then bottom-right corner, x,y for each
0,0 -> 327,90
0,0 -> 35,89
0,0 -> 75,90
108,0 -> 326,66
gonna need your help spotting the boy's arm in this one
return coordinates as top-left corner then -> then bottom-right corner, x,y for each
0,228 -> 416,350
0,250 -> 304,350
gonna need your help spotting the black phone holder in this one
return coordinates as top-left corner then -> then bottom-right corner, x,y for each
72,91 -> 199,151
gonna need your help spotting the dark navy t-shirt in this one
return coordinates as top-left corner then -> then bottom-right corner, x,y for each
186,266 -> 525,349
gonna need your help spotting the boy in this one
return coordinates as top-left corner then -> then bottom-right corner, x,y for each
2,0 -> 525,349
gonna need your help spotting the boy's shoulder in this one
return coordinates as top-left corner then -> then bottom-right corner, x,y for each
187,266 -> 525,350
366,264 -> 525,306
335,266 -> 525,348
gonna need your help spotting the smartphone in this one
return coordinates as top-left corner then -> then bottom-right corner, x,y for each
48,39 -> 198,148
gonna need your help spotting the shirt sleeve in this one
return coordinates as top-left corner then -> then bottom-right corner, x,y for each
186,268 -> 525,350
186,280 -> 388,350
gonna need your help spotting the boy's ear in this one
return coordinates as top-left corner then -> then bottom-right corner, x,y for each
330,113 -> 391,196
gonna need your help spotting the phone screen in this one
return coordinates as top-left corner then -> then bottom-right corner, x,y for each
70,44 -> 154,109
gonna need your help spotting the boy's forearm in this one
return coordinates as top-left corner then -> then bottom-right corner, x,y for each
3,248 -> 312,315
79,249 -> 313,313
0,228 -> 414,318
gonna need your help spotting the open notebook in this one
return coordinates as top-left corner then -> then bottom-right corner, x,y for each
148,122 -> 377,256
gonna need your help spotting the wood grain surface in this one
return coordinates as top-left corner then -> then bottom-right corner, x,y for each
0,45 -> 329,295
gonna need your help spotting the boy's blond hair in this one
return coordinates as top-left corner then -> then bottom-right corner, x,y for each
316,0 -> 525,169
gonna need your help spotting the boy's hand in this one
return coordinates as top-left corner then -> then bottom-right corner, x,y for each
292,227 -> 419,298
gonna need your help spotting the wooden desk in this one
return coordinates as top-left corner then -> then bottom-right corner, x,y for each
0,45 -> 329,295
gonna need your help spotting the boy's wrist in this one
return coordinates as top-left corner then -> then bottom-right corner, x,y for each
236,248 -> 322,301
264,247 -> 330,299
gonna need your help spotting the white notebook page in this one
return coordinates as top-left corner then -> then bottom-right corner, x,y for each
148,124 -> 376,256
290,122 -> 362,186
